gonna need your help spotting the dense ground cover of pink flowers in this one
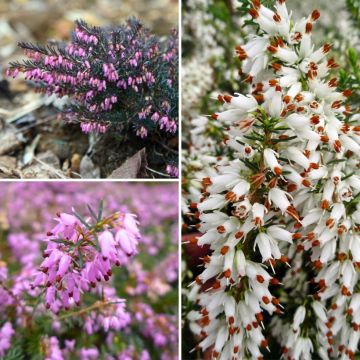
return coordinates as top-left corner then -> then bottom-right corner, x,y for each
0,182 -> 178,360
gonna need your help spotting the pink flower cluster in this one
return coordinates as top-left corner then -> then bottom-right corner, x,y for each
80,121 -> 108,133
0,182 -> 178,359
33,208 -> 140,314
7,19 -> 178,142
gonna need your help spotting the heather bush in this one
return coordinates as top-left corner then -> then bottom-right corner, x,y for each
0,183 -> 178,359
183,0 -> 360,359
6,18 -> 178,177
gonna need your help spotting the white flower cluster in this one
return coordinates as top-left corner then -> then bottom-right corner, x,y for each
187,1 -> 360,359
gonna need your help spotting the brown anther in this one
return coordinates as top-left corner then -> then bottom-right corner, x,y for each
267,45 -> 278,53
311,9 -> 321,21
270,278 -> 280,285
262,296 -> 270,304
307,232 -> 315,240
287,104 -> 296,111
217,94 -> 225,103
252,0 -> 261,8
321,135 -> 329,142
305,22 -> 312,33
296,244 -> 305,252
225,191 -> 237,202
328,78 -> 338,87
224,94 -> 232,103
223,269 -> 231,278
256,275 -> 265,283
272,297 -> 280,305
287,183 -> 297,192
327,58 -> 339,68
245,146 -> 252,154
272,63 -> 282,71
273,13 -> 281,22
254,94 -> 264,103
245,75 -> 253,83
283,95 -> 291,104
249,7 -> 259,18
269,79 -> 278,87
292,32 -> 302,42
276,38 -> 285,47
274,167 -> 282,176
221,245 -> 229,255
310,115 -> 320,124
323,43 -> 332,53
312,240 -> 320,247
310,101 -> 319,109
334,139 -> 342,153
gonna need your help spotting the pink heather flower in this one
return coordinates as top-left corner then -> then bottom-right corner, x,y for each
79,348 -> 99,360
0,322 -> 14,357
151,112 -> 160,122
0,262 -> 8,282
136,126 -> 148,138
35,206 -> 140,313
166,165 -> 179,178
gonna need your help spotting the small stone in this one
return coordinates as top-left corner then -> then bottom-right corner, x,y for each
80,155 -> 100,178
0,128 -> 22,155
70,153 -> 81,173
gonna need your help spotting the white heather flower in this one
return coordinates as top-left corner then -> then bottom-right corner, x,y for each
264,148 -> 282,175
254,233 -> 273,262
185,1 -> 360,358
293,306 -> 306,331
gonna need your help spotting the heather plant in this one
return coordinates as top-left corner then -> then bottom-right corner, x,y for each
0,183 -> 178,359
183,0 -> 360,359
6,18 -> 178,177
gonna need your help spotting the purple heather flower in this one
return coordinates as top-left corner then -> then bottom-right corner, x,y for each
166,164 -> 179,178
0,322 -> 14,357
79,347 -> 99,360
34,207 -> 140,313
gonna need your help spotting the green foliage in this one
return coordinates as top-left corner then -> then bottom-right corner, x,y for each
346,0 -> 360,29
338,47 -> 360,108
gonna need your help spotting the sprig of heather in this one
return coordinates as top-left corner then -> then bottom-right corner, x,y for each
7,18 -> 178,138
187,1 -> 360,359
33,202 -> 140,314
